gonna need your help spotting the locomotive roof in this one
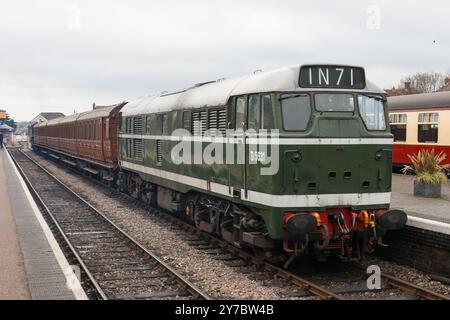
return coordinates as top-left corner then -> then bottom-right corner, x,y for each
36,103 -> 126,127
388,91 -> 450,111
121,64 -> 385,116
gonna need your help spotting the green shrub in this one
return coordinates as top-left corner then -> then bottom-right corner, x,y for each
401,149 -> 449,185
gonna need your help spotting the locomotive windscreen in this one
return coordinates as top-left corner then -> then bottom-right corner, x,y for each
299,65 -> 365,89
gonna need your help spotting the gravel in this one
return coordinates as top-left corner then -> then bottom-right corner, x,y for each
360,256 -> 450,297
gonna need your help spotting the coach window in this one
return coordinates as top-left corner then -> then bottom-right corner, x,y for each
389,113 -> 407,142
235,97 -> 246,130
280,94 -> 311,131
358,95 -> 386,130
248,95 -> 261,130
262,95 -> 274,129
418,112 -> 439,143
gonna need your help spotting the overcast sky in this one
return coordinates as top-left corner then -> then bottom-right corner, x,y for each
1,0 -> 449,121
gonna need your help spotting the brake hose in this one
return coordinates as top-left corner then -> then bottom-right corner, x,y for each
314,224 -> 330,250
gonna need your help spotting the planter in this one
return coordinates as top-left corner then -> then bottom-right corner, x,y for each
413,179 -> 442,198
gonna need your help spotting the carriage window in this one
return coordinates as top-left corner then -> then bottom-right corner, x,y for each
391,125 -> 407,142
280,94 -> 311,131
235,97 -> 246,130
389,113 -> 407,142
358,95 -> 386,131
262,95 -> 274,129
418,112 -> 438,143
248,95 -> 261,130
316,93 -> 354,112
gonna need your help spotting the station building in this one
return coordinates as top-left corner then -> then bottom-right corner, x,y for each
0,123 -> 14,146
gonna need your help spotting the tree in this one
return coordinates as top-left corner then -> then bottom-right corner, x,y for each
4,113 -> 17,131
401,71 -> 445,93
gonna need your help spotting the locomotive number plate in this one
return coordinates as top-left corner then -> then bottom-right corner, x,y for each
299,65 -> 365,89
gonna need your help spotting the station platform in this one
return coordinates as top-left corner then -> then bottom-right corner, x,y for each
0,147 -> 86,300
391,173 -> 450,234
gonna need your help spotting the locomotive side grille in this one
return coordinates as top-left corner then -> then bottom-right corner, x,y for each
156,139 -> 162,163
133,116 -> 144,135
191,112 -> 201,136
208,110 -> 218,136
200,111 -> 207,136
133,139 -> 143,160
126,138 -> 133,158
126,117 -> 133,134
218,108 -> 227,135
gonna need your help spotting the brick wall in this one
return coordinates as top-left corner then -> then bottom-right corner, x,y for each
376,226 -> 450,277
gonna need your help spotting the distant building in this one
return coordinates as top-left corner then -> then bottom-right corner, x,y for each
28,112 -> 65,146
30,112 -> 65,125
385,81 -> 421,96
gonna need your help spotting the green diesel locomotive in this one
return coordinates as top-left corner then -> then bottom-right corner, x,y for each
117,64 -> 407,265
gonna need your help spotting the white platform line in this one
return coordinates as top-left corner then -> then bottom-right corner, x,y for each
406,215 -> 450,235
6,149 -> 88,300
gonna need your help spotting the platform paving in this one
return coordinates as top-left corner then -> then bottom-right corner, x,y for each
391,173 -> 450,224
0,148 -> 85,300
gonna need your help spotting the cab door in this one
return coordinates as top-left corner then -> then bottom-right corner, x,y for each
228,96 -> 247,199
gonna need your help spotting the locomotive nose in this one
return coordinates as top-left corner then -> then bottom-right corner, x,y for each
377,209 -> 408,231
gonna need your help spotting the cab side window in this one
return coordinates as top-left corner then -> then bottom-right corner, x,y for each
235,97 -> 246,130
262,95 -> 274,129
248,95 -> 261,130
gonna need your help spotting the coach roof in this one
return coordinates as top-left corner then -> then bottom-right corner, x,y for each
388,91 -> 450,111
121,64 -> 385,116
36,103 -> 127,128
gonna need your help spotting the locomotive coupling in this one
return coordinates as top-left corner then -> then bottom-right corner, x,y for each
283,213 -> 317,236
376,209 -> 408,231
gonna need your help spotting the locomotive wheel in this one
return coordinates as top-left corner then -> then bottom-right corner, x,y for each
185,200 -> 195,221
193,205 -> 209,230
218,215 -> 233,242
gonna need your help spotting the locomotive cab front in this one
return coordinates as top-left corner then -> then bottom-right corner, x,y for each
232,65 -> 407,264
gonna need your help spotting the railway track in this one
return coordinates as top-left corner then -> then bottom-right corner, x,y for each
16,148 -> 450,300
149,209 -> 450,300
8,149 -> 210,300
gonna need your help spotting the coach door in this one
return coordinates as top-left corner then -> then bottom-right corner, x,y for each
228,96 -> 247,199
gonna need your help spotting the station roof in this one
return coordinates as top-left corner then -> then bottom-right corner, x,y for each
39,112 -> 66,120
388,91 -> 450,111
0,124 -> 13,131
121,64 -> 385,116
